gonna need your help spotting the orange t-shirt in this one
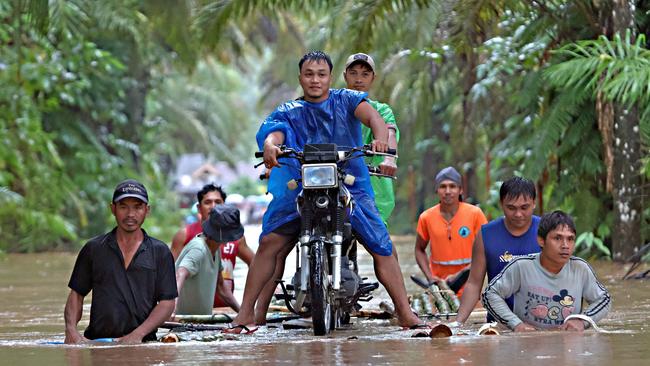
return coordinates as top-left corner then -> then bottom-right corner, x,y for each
416,202 -> 487,291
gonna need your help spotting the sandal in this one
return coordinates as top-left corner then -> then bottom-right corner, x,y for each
223,324 -> 259,335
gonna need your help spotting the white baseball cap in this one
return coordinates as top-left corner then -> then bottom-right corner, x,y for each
344,53 -> 376,72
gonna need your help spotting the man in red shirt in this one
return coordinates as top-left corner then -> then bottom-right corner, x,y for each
414,167 -> 487,295
171,184 -> 254,308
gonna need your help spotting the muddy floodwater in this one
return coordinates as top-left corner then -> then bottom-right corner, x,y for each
1,227 -> 649,365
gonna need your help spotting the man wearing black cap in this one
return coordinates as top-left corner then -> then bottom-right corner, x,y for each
64,179 -> 177,344
414,167 -> 487,295
173,204 -> 242,315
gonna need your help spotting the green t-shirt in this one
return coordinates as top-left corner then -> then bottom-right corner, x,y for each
175,235 -> 222,315
361,99 -> 400,223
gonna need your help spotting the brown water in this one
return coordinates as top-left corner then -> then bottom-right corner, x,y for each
1,233 -> 649,366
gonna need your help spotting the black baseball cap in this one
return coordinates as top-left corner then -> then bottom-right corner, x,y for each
112,179 -> 149,204
202,204 -> 244,243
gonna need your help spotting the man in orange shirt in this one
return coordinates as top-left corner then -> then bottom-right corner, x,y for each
414,167 -> 487,295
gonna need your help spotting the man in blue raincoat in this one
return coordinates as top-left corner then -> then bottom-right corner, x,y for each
226,51 -> 424,333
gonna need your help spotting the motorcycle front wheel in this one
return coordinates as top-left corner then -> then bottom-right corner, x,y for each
310,241 -> 334,335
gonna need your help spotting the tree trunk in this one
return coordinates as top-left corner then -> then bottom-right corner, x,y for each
604,0 -> 643,261
596,91 -> 615,193
611,105 -> 642,261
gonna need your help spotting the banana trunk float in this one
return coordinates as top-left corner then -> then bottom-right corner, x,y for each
435,280 -> 460,312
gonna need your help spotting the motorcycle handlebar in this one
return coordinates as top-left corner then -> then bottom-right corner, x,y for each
254,145 -> 396,161
368,166 -> 397,179
364,148 -> 397,158
255,145 -> 293,159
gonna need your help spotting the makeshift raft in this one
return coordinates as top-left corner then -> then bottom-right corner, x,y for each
160,329 -> 231,343
159,293 -> 466,342
172,311 -> 298,324
409,287 -> 461,318
172,307 -> 396,325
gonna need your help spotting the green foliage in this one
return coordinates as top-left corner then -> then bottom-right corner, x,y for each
0,1 -> 199,251
541,31 -> 650,253
4,0 -> 649,258
0,0 -> 273,252
547,31 -> 650,110
146,57 -> 261,164
575,231 -> 611,260
0,4 -> 94,250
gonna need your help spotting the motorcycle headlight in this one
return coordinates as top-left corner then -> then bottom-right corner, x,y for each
302,163 -> 338,189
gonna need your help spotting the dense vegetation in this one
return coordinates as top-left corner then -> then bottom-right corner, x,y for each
1,1 -> 648,262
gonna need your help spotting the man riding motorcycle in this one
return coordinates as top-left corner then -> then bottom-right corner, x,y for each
225,51 -> 425,334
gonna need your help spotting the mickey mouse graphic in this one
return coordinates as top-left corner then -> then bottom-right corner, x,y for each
553,289 -> 575,320
525,289 -> 576,322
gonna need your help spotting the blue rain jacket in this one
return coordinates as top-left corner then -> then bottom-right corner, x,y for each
256,89 -> 392,256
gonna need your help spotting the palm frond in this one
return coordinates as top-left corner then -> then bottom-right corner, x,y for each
144,0 -> 197,65
558,108 -> 602,176
193,0 -> 323,51
334,0 -> 441,51
548,32 -> 650,108
48,0 -> 91,38
0,187 -> 23,204
522,83 -> 591,180
25,0 -> 49,34
90,0 -> 147,47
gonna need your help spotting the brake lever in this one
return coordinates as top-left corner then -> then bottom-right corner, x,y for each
368,166 -> 397,179
361,144 -> 398,158
254,161 -> 283,169
370,151 -> 398,158
369,172 -> 397,180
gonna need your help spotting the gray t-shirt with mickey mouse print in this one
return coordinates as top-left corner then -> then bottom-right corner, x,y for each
482,253 -> 611,330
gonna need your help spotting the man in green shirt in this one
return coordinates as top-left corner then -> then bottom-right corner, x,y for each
173,205 -> 243,315
343,53 -> 399,223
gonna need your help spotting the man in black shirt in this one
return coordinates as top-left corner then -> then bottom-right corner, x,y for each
64,179 -> 177,344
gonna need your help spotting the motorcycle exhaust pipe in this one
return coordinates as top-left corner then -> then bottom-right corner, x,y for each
300,236 -> 310,292
299,207 -> 312,293
332,234 -> 342,290
332,204 -> 345,291
294,242 -> 300,281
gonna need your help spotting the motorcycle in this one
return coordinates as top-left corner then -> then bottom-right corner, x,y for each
255,143 -> 396,335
